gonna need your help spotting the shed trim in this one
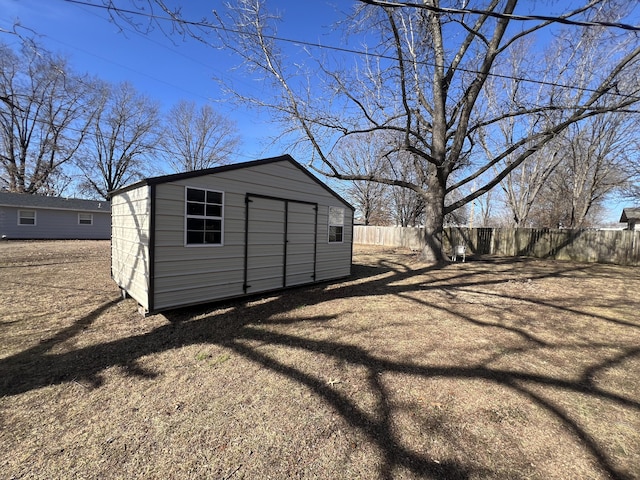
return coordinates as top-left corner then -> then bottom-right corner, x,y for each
109,154 -> 353,212
149,183 -> 157,314
283,200 -> 289,287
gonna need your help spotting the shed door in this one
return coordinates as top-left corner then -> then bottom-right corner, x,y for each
285,202 -> 317,287
244,195 -> 317,294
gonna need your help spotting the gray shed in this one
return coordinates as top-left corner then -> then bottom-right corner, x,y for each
0,192 -> 110,240
620,208 -> 640,231
110,155 -> 354,314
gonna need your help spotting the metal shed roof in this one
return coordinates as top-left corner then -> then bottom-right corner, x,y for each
0,192 -> 109,212
110,154 -> 354,211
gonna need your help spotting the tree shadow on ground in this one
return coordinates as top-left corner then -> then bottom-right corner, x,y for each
1,255 -> 639,479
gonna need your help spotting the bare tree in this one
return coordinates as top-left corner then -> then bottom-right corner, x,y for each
484,17 -> 637,228
479,36 -> 567,227
476,189 -> 495,227
0,40 -> 97,194
345,173 -> 393,226
213,0 -> 640,261
77,82 -> 160,199
530,112 -> 634,228
162,100 -> 240,173
564,116 -> 633,228
389,155 -> 428,227
624,136 -> 640,201
100,0 -> 640,261
39,169 -> 75,197
338,133 -> 394,225
490,140 -> 563,227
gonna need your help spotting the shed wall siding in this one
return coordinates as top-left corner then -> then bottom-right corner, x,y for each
316,205 -> 353,281
0,206 -> 110,239
111,186 -> 151,310
151,161 -> 352,311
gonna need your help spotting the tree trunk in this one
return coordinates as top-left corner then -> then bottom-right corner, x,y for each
420,170 -> 447,263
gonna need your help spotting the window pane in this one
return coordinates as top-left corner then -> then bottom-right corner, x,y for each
187,188 -> 205,202
186,231 -> 204,244
186,187 -> 224,246
187,202 -> 205,216
329,226 -> 337,242
19,211 -> 35,225
205,219 -> 221,230
204,231 -> 222,244
79,213 -> 92,225
329,226 -> 343,243
207,191 -> 222,204
187,218 -> 205,230
329,207 -> 344,225
206,204 -> 222,217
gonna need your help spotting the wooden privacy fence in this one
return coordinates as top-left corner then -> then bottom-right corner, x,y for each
353,226 -> 640,266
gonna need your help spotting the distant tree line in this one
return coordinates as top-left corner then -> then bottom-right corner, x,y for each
6,0 -> 640,240
0,38 -> 240,200
345,105 -> 638,229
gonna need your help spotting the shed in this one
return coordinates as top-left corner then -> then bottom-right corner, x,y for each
110,155 -> 354,314
619,207 -> 640,231
0,192 -> 111,240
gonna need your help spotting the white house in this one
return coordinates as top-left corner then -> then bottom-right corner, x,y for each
110,155 -> 354,314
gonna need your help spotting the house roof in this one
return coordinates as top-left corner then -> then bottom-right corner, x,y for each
0,192 -> 110,213
111,154 -> 354,210
620,207 -> 640,223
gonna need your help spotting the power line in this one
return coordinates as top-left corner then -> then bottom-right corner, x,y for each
66,0 -> 268,100
358,0 -> 640,32
63,0 -> 640,102
2,8 -> 268,162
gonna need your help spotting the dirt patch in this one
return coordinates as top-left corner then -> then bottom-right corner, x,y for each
1,241 -> 639,479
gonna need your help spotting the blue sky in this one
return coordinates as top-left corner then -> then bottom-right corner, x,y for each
1,0 -> 637,222
0,0 -> 346,162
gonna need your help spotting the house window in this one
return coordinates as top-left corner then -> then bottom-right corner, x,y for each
18,210 -> 36,226
185,187 -> 224,245
78,213 -> 93,225
328,207 -> 344,243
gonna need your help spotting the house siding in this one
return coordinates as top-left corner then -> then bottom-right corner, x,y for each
0,206 -> 110,239
111,185 -> 151,311
150,160 -> 353,311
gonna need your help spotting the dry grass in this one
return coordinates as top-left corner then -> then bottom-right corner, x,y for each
1,240 -> 639,480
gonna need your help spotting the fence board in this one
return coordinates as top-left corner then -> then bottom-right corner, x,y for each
353,226 -> 640,266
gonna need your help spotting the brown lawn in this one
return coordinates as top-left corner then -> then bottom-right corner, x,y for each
1,240 -> 639,479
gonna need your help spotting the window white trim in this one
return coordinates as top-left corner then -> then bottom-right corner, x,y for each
184,186 -> 224,246
328,206 -> 344,243
18,210 -> 36,226
78,213 -> 93,225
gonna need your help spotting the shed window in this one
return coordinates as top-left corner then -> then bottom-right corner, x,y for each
78,213 -> 93,225
185,187 -> 224,245
328,207 -> 344,243
18,210 -> 36,226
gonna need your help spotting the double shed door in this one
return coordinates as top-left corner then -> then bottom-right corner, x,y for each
244,194 -> 318,294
